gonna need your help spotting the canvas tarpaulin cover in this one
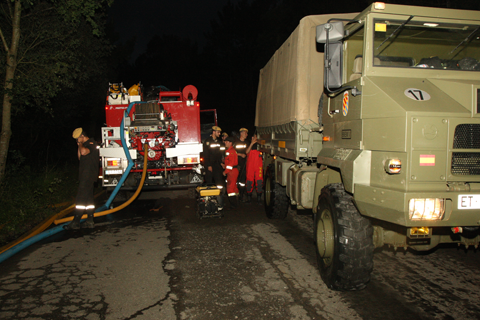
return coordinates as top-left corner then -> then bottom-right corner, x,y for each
255,13 -> 358,128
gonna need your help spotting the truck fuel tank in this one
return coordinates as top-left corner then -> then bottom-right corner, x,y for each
287,164 -> 318,209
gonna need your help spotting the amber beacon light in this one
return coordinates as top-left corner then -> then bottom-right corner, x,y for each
385,159 -> 401,174
374,2 -> 386,10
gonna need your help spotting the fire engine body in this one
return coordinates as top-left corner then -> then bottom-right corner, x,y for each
100,84 -> 204,190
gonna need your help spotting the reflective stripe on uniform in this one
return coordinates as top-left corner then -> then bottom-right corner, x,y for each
76,204 -> 95,210
217,185 -> 224,189
228,192 -> 237,196
236,144 -> 247,148
225,152 -> 229,155
226,166 -> 233,170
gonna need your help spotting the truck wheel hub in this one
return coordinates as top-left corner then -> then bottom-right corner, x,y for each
265,179 -> 272,205
317,210 -> 334,262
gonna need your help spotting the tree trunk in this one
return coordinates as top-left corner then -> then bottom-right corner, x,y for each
0,0 -> 21,184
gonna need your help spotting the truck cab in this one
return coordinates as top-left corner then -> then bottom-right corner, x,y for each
318,3 -> 480,232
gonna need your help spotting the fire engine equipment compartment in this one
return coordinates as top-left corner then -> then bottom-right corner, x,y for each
100,84 -> 204,190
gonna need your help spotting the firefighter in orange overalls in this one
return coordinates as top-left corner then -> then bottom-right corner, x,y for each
246,134 -> 263,204
222,137 -> 239,209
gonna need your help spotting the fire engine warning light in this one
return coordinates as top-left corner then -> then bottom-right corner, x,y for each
107,158 -> 120,167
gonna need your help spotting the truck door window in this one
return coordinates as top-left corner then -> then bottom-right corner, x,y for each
373,19 -> 480,71
345,27 -> 364,82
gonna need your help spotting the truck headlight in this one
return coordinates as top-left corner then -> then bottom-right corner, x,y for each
409,198 -> 445,220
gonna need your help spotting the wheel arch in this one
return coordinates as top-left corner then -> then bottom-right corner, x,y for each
312,167 -> 342,214
317,149 -> 372,196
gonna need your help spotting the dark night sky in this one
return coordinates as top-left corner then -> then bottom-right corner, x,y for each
109,0 -> 243,61
106,0 -> 480,135
108,0 -> 255,134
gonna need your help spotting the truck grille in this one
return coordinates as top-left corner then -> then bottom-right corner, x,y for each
451,152 -> 480,175
453,124 -> 480,149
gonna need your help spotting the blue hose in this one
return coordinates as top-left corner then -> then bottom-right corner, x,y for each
96,101 -> 144,212
0,101 -> 144,264
0,225 -> 66,264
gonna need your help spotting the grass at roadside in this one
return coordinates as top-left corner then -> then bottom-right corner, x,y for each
0,164 -> 80,247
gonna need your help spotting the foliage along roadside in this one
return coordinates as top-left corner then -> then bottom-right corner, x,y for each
0,0 -> 114,184
0,164 -> 88,247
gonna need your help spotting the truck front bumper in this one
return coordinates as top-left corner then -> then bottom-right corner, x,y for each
354,184 -> 480,227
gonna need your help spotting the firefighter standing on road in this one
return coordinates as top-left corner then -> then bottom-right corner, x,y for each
235,128 -> 248,202
246,134 -> 263,204
203,126 -> 225,210
222,137 -> 239,209
64,128 -> 99,230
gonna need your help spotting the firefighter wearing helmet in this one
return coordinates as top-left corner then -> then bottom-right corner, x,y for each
64,128 -> 99,230
222,136 -> 239,209
202,126 -> 225,210
235,128 -> 249,202
221,132 -> 228,141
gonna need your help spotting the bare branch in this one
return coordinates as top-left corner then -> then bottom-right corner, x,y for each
22,5 -> 55,19
0,27 -> 9,52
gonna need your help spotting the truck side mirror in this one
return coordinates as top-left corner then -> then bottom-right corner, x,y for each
316,22 -> 344,43
316,22 -> 345,91
326,43 -> 343,89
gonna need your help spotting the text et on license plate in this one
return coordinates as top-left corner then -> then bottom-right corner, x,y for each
458,194 -> 480,209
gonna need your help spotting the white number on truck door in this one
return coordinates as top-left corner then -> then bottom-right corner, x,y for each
404,88 -> 431,101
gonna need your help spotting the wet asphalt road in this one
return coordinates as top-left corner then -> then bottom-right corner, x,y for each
1,190 -> 480,319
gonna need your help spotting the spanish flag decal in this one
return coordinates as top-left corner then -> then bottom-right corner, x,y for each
419,154 -> 435,166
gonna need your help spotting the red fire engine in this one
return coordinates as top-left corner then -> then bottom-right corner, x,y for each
99,83 -> 205,190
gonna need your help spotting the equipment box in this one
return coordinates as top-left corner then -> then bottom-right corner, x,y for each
108,94 -> 129,105
130,95 -> 141,102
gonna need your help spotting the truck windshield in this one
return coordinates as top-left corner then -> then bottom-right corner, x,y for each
373,19 -> 480,71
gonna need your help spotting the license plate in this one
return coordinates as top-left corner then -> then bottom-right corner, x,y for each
458,194 -> 480,209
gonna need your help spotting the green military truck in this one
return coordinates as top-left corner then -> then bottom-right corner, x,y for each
255,2 -> 480,291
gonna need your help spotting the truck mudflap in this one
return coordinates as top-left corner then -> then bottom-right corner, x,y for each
354,184 -> 480,227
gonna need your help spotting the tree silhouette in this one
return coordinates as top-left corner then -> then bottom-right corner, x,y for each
0,0 -> 113,180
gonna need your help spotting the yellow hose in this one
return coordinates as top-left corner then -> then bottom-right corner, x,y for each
0,204 -> 75,254
54,143 -> 149,225
0,191 -> 107,255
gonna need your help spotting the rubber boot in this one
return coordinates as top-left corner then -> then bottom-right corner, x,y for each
63,212 -> 82,230
83,209 -> 95,229
257,193 -> 263,205
246,193 -> 252,204
217,195 -> 224,211
228,196 -> 238,209
239,188 -> 247,203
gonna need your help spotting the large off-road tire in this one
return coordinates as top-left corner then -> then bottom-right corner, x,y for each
315,183 -> 374,290
264,164 -> 289,219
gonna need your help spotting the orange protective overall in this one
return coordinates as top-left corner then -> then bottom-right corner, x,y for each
224,146 -> 239,196
246,149 -> 263,194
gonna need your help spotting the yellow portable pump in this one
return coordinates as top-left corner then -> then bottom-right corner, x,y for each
196,185 -> 223,218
